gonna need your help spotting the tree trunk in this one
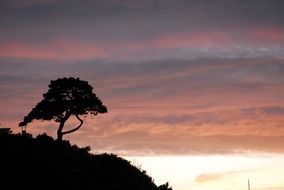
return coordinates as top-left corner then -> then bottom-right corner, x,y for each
57,121 -> 65,141
57,112 -> 71,141
57,114 -> 83,141
61,115 -> 84,136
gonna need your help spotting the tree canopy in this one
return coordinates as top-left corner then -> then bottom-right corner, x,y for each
19,77 -> 107,140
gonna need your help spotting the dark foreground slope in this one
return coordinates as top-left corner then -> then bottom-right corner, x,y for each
0,133 -> 172,190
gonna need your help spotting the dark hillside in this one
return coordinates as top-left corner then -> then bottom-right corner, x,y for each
0,132 -> 172,190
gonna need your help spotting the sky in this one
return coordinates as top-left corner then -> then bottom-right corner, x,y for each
0,0 -> 284,189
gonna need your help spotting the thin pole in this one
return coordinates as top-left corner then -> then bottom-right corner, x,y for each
248,179 -> 250,190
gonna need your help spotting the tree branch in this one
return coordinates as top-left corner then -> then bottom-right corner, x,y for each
62,114 -> 84,135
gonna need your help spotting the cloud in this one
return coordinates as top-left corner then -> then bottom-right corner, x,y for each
262,106 -> 284,114
1,0 -> 284,60
0,0 -> 61,9
1,30 -> 284,60
1,0 -> 284,156
0,40 -> 108,60
194,169 -> 253,183
1,57 -> 284,155
195,173 -> 225,183
82,132 -> 284,156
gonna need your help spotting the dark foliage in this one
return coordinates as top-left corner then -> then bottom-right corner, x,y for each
0,132 -> 172,190
19,77 -> 107,141
158,182 -> 173,190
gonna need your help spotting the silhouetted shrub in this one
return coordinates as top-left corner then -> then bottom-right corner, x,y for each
158,182 -> 173,190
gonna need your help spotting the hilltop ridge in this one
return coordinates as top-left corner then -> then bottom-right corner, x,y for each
0,132 -> 172,190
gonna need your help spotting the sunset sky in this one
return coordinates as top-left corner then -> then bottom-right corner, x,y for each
1,0 -> 284,189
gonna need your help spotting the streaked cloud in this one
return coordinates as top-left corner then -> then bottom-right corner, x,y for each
1,29 -> 284,60
1,0 -> 284,156
195,172 -> 228,183
1,0 -> 284,60
1,58 -> 283,155
2,2 -> 284,190
0,40 -> 107,60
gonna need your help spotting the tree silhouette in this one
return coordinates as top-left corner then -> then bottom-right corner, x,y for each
19,77 -> 107,141
158,182 -> 173,190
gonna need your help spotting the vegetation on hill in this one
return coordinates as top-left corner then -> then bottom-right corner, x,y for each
0,132 -> 172,190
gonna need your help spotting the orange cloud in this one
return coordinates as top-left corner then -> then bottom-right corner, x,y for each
195,173 -> 225,183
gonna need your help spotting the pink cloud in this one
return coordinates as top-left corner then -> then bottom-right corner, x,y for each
253,28 -> 284,44
152,30 -> 235,49
150,28 -> 284,49
1,52 -> 284,156
0,40 -> 108,60
1,28 -> 284,60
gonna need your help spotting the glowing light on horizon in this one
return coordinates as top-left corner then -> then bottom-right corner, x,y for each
126,154 -> 284,190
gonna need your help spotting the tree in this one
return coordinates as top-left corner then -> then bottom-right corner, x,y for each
19,77 -> 107,141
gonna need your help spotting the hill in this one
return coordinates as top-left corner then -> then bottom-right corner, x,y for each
0,132 -> 172,190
